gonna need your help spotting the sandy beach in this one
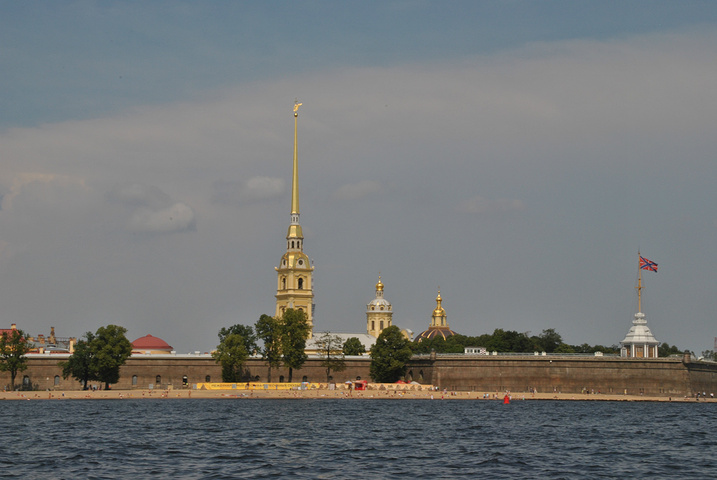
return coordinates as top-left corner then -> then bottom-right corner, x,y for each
1,388 -> 714,402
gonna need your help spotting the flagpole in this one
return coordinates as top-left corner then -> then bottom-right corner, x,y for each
636,251 -> 642,313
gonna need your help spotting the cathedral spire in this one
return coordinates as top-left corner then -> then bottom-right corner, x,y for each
276,100 -> 314,338
287,100 -> 302,240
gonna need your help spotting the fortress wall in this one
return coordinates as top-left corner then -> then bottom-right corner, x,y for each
5,355 -> 716,396
422,356 -> 696,396
686,362 -> 717,395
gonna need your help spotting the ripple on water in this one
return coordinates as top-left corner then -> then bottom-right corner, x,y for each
2,399 -> 716,479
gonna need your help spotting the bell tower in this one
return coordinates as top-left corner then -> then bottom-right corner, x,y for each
275,101 -> 315,337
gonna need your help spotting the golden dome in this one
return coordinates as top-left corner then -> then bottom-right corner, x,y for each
375,274 -> 384,292
433,289 -> 445,317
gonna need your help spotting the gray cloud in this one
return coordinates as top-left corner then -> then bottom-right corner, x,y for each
0,29 -> 716,354
333,180 -> 381,201
108,183 -> 196,234
457,196 -> 525,215
128,203 -> 196,234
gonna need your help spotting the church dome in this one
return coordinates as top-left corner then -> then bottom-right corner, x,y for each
132,334 -> 173,353
415,288 -> 460,343
415,327 -> 458,342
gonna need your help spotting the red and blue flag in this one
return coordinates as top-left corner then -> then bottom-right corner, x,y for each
639,256 -> 658,272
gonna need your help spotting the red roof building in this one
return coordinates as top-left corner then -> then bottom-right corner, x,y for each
131,334 -> 173,354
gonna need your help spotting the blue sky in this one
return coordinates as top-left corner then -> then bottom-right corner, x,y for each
1,1 -> 717,354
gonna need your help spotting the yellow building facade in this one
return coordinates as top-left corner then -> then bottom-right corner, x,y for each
275,102 -> 315,337
366,275 -> 392,338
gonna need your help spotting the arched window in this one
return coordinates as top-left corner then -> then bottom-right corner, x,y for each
156,375 -> 161,385
282,277 -> 286,289
291,241 -> 295,249
298,278 -> 303,289
23,375 -> 30,387
54,375 -> 60,386
205,375 -> 211,382
302,375 -> 308,382
380,321 -> 384,330
372,321 -> 375,331
279,375 -> 285,383
132,375 -> 138,386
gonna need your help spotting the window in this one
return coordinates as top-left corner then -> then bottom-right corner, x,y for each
156,375 -> 161,385
54,375 -> 60,386
279,375 -> 285,383
372,321 -> 375,331
298,278 -> 303,289
132,375 -> 138,386
23,375 -> 30,387
380,321 -> 384,330
205,375 -> 211,382
302,375 -> 308,382
282,277 -> 286,289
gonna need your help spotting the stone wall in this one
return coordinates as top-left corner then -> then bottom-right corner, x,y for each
4,354 -> 717,397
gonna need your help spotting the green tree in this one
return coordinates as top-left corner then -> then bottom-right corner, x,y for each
700,350 -> 717,361
255,314 -> 281,382
553,343 -> 575,353
316,332 -> 346,382
218,324 -> 257,355
59,332 -> 98,390
279,309 -> 311,382
369,325 -> 413,383
535,328 -> 563,353
213,333 -> 250,382
0,328 -> 31,391
658,343 -> 683,357
91,325 -> 133,390
343,337 -> 366,356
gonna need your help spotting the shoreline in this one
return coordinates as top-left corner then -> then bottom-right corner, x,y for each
1,389 -> 715,402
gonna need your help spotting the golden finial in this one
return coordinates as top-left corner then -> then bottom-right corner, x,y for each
294,99 -> 303,116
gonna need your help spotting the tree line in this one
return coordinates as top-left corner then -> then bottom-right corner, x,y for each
1,320 -> 698,391
213,308 -> 367,383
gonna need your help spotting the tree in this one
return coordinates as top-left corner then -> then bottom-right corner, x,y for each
343,337 -> 366,356
91,325 -> 133,390
658,343 -> 684,357
255,314 -> 281,382
700,350 -> 717,361
535,328 -> 563,353
369,325 -> 413,383
213,333 -> 250,382
218,324 -> 258,355
279,309 -> 311,382
316,332 -> 346,382
60,332 -> 98,390
0,328 -> 31,391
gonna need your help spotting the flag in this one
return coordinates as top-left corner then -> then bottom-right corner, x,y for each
639,256 -> 658,272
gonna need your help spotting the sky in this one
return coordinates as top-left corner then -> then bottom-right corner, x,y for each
2,1 -> 717,354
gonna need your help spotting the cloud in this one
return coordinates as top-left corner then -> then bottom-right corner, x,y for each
128,203 -> 196,233
333,180 -> 381,201
212,176 -> 285,204
108,183 -> 196,234
457,196 -> 525,215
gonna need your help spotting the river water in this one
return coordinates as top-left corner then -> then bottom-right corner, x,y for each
1,398 -> 715,479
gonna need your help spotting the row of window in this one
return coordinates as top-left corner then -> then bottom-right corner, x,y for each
281,277 -> 307,289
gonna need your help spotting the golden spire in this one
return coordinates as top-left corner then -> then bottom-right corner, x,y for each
287,100 -> 303,239
292,100 -> 301,216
